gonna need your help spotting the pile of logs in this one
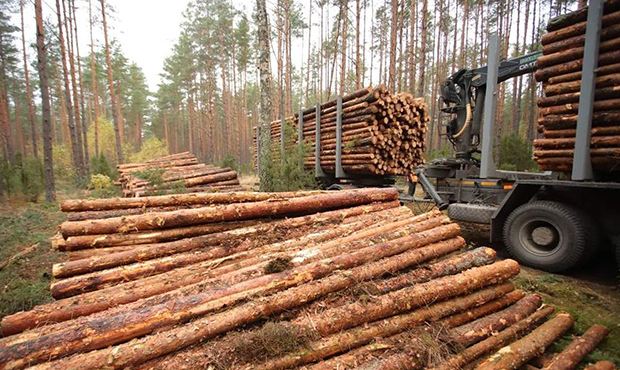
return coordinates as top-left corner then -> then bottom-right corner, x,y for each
118,152 -> 241,197
534,0 -> 620,173
255,86 -> 429,179
0,188 -> 611,369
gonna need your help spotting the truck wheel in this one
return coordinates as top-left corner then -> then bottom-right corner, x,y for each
503,201 -> 591,272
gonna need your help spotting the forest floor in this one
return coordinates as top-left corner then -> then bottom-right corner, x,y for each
0,186 -> 618,365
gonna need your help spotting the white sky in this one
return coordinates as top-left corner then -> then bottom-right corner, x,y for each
18,0 -> 192,91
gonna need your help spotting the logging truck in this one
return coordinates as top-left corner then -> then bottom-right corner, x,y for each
414,0 -> 620,273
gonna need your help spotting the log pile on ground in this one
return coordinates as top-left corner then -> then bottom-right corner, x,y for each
0,188 -> 612,369
117,152 -> 241,197
255,86 -> 429,179
535,0 -> 620,173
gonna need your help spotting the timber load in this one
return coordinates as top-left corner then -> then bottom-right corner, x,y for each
254,86 -> 429,179
117,152 -> 242,197
1,188 -> 613,369
534,0 -> 620,173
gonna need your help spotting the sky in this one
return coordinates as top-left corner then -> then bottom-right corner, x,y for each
18,0 -> 192,91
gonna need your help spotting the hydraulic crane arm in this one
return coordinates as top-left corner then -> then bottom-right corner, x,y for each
440,51 -> 542,158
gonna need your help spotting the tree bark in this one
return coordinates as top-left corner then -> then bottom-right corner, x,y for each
20,0 -> 39,158
543,324 -> 609,370
35,0 -> 56,202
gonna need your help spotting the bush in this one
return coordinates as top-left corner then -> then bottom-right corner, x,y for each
90,154 -> 116,180
259,124 -> 316,192
498,134 -> 537,172
0,157 -> 44,202
220,154 -> 239,173
88,174 -> 119,198
129,137 -> 168,163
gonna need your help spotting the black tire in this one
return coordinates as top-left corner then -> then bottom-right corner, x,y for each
503,201 -> 592,272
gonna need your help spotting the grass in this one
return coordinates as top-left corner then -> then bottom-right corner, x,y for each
0,201 -> 65,317
513,268 -> 620,365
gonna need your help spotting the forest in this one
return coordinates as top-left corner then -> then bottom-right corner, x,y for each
0,0 -> 581,201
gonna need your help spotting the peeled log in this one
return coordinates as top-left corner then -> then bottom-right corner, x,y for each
449,294 -> 543,347
1,224 -> 461,368
475,312 -> 575,370
439,290 -> 526,328
543,324 -> 610,370
59,188 -> 399,237
60,190 -> 325,212
430,306 -> 556,370
26,225 -> 469,370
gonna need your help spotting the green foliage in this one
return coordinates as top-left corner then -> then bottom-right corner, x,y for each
426,145 -> 454,161
133,168 -> 166,187
129,136 -> 169,163
86,118 -> 120,165
260,125 -> 316,192
498,134 -> 537,171
0,157 -> 44,202
90,153 -> 115,179
88,174 -> 119,198
220,154 -> 239,173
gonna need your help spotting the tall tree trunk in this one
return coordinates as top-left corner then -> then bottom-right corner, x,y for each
55,0 -> 85,182
21,0 -> 39,158
100,0 -> 124,163
340,0 -> 348,95
256,0 -> 274,188
305,0 -> 312,105
417,0 -> 428,97
70,0 -> 90,169
89,0 -> 100,156
355,0 -> 361,89
388,0 -> 398,91
35,0 -> 56,202
460,0 -> 469,68
408,0 -> 416,91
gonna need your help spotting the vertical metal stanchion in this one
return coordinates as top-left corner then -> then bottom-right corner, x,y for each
315,105 -> 325,177
572,0 -> 602,180
480,33 -> 499,179
335,95 -> 345,178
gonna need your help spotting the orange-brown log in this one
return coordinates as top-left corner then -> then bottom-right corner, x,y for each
535,50 -> 620,82
541,10 -> 620,46
543,324 -> 610,370
475,312 -> 575,370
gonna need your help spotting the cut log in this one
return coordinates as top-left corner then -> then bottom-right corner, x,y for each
59,188 -> 399,237
429,306 -> 556,370
439,289 -> 526,328
584,361 -> 617,370
449,294 -> 543,347
475,312 -> 575,370
543,324 -> 610,370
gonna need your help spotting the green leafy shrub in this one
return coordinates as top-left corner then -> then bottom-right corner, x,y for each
220,154 -> 239,173
260,124 -> 316,192
88,174 -> 119,198
498,134 -> 537,172
90,153 -> 116,179
129,137 -> 169,163
0,157 -> 44,202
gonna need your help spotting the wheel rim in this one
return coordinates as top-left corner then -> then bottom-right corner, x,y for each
518,219 -> 562,257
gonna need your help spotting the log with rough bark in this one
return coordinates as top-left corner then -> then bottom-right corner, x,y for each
254,85 -> 429,178
534,4 -> 620,174
475,312 -> 575,370
429,306 -> 556,370
4,224 -> 468,369
542,324 -> 610,370
59,188 -> 399,237
584,361 -> 618,370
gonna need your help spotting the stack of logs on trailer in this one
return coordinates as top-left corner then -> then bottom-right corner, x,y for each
254,86 -> 429,179
117,152 -> 241,197
535,0 -> 620,173
0,188 -> 612,369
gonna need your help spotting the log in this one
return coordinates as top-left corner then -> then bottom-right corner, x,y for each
541,126 -> 620,138
538,111 -> 620,130
449,294 -> 543,347
543,324 -> 610,370
543,74 -> 620,97
429,306 -> 556,370
374,247 -> 497,293
545,0 -> 620,32
60,190 -> 325,212
475,312 -> 575,370
541,10 -> 620,46
543,24 -> 620,55
1,203 -> 407,336
547,62 -> 620,84
533,135 -> 620,149
50,207 -> 419,297
14,225 -> 470,369
439,290 -> 526,328
252,263 -> 520,370
584,361 -> 617,370
59,188 -> 399,237
534,147 -> 620,158
538,37 -> 620,69
535,50 -> 620,82
537,86 -> 620,107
